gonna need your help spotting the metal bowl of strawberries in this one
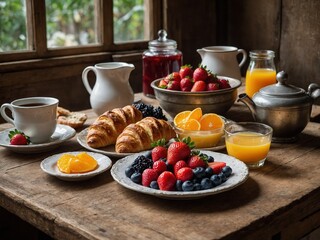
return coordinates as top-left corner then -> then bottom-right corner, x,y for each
151,65 -> 242,118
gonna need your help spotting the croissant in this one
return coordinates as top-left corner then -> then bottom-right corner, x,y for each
86,105 -> 142,148
115,117 -> 176,153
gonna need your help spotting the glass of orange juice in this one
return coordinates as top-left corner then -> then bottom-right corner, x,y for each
245,50 -> 276,98
225,122 -> 273,168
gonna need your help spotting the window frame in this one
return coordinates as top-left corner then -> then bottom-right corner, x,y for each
0,0 -> 163,64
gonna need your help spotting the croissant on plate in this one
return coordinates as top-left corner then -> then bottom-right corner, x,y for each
86,105 -> 142,148
115,117 -> 176,153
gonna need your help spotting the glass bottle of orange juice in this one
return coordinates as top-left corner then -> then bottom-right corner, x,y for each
245,50 -> 276,98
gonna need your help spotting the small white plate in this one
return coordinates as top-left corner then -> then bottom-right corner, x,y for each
40,151 -> 112,181
77,128 -> 132,158
0,124 -> 76,154
111,150 -> 249,199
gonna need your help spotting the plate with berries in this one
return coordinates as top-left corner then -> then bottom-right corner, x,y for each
0,125 -> 76,154
111,139 -> 249,199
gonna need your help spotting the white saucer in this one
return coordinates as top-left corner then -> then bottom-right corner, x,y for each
0,124 -> 76,154
111,150 -> 249,199
77,128 -> 131,158
40,151 -> 112,181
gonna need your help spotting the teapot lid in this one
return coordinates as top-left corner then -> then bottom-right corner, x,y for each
148,29 -> 177,51
253,71 -> 312,107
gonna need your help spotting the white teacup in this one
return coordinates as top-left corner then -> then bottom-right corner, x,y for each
0,97 -> 59,144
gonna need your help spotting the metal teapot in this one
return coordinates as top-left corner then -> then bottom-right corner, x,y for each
238,71 -> 320,142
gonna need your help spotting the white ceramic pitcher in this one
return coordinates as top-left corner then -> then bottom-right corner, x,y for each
82,62 -> 135,115
197,46 -> 247,80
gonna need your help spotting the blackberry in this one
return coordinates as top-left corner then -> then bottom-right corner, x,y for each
133,103 -> 167,120
131,155 -> 153,173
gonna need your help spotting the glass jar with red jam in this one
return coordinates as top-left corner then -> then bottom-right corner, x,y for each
142,29 -> 182,98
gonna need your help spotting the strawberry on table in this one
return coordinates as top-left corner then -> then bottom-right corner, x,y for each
193,65 -> 208,82
157,171 -> 176,191
8,129 -> 30,145
191,80 -> 206,92
179,64 -> 193,79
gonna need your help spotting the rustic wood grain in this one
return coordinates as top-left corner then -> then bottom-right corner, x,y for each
0,91 -> 320,240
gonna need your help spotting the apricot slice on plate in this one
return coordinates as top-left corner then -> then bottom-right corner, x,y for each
199,113 -> 224,131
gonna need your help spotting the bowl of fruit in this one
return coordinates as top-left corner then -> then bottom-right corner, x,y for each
173,108 -> 226,149
151,64 -> 241,118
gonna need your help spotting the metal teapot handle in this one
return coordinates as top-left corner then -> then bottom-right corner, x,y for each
308,83 -> 320,100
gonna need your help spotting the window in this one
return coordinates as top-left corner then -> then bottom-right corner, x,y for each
0,0 -> 162,63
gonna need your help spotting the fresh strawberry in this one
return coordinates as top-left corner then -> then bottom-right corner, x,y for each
151,139 -> 167,162
153,160 -> 167,174
165,72 -> 181,83
179,64 -> 193,79
9,129 -> 30,145
157,171 -> 176,191
187,155 -> 207,169
217,79 -> 231,89
167,80 -> 181,91
176,167 -> 194,181
208,161 -> 227,174
206,72 -> 218,83
191,80 -> 206,92
206,82 -> 220,91
142,169 -> 158,187
174,160 -> 188,176
193,65 -> 208,82
167,138 -> 194,165
159,79 -> 168,88
180,77 -> 193,91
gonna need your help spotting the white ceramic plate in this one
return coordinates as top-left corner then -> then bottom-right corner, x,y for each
0,124 -> 76,154
111,150 -> 249,199
77,128 -> 132,158
40,151 -> 112,181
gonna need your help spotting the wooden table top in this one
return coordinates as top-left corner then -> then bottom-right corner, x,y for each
0,93 -> 320,240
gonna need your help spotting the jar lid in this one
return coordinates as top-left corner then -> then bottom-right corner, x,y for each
253,71 -> 311,107
148,29 -> 177,50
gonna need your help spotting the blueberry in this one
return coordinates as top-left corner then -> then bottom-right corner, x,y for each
193,178 -> 201,184
210,174 -> 222,186
130,172 -> 142,184
193,183 -> 202,191
201,178 -> 213,190
143,150 -> 152,159
218,172 -> 227,183
182,181 -> 194,191
222,166 -> 232,178
125,166 -> 135,178
150,181 -> 159,189
207,156 -> 215,163
176,180 -> 183,191
193,167 -> 206,179
205,167 -> 214,177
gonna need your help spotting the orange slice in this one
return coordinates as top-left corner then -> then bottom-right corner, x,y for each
199,113 -> 224,131
173,110 -> 191,126
57,152 -> 98,174
177,119 -> 201,131
186,107 -> 202,121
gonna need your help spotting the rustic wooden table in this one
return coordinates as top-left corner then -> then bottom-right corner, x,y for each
0,93 -> 320,240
